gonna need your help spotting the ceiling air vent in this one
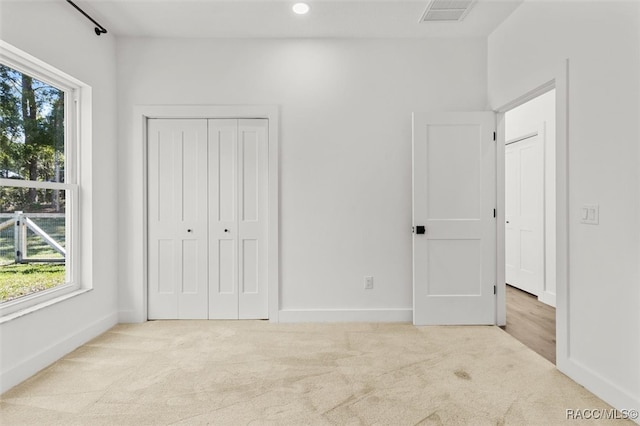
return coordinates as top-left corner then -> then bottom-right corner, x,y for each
420,0 -> 477,22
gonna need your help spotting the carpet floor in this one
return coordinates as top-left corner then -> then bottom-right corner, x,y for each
0,321 -> 629,425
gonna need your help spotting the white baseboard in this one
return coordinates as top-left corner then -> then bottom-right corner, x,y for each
118,309 -> 145,323
558,357 -> 640,423
0,311 -> 118,394
278,308 -> 412,323
539,291 -> 556,307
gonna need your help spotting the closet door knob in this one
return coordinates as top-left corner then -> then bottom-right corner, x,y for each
187,229 -> 193,233
224,229 -> 229,233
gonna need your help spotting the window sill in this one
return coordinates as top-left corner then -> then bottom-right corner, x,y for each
0,288 -> 92,325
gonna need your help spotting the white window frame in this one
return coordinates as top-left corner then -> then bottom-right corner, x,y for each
0,41 -> 92,318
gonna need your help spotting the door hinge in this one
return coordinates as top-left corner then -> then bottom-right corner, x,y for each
493,131 -> 496,141
493,208 -> 496,218
493,285 -> 497,295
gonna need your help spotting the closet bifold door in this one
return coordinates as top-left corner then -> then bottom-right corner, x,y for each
208,119 -> 239,319
237,119 -> 269,319
148,119 -> 209,320
208,119 -> 269,320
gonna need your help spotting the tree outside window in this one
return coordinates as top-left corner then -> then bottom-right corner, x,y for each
0,64 -> 67,303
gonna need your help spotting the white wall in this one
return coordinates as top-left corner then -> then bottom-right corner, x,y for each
0,2 -> 119,392
505,89 -> 556,307
490,0 -> 640,414
116,37 -> 488,322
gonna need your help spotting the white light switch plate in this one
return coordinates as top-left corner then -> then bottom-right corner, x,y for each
581,204 -> 599,225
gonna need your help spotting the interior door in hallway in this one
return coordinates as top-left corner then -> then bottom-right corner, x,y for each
412,112 -> 496,325
209,119 -> 269,319
505,134 -> 543,296
148,119 -> 209,319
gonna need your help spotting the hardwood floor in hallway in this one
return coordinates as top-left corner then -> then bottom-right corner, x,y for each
503,284 -> 556,364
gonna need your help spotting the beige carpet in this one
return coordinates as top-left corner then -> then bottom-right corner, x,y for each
0,321 -> 629,425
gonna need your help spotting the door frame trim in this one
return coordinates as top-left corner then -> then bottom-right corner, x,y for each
494,59 -> 569,368
135,105 -> 280,322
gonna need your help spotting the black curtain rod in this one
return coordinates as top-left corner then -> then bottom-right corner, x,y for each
66,0 -> 108,36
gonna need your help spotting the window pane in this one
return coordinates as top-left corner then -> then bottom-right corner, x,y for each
0,64 -> 65,183
0,189 -> 67,303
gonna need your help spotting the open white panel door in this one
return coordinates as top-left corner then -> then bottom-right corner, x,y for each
412,112 -> 496,325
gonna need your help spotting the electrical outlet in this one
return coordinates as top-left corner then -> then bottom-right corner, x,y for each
364,276 -> 374,290
580,204 -> 599,225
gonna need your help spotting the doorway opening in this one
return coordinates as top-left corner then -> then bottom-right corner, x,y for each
502,89 -> 557,364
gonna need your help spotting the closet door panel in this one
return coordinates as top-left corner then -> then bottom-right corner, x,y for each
148,119 -> 208,319
209,119 -> 239,319
238,119 -> 269,319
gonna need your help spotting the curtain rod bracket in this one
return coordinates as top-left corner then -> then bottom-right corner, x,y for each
66,0 -> 108,36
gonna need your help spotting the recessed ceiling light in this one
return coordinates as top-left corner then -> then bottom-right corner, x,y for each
292,3 -> 310,15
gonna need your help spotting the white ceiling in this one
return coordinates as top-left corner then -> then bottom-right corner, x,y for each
63,0 -> 524,38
